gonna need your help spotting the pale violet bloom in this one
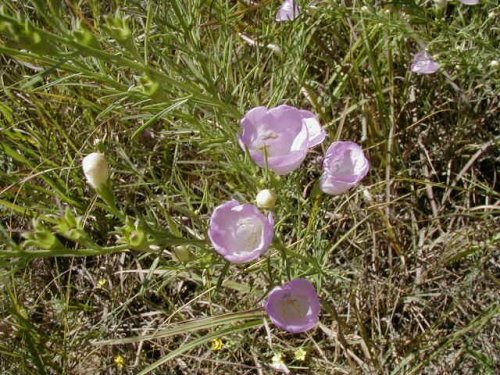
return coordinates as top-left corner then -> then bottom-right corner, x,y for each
82,152 -> 109,189
320,141 -> 370,195
208,200 -> 274,264
265,278 -> 320,333
239,105 -> 326,175
459,0 -> 479,4
411,51 -> 440,74
276,0 -> 301,22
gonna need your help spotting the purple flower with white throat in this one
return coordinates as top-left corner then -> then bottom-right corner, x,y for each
265,278 -> 320,333
320,141 -> 370,195
276,0 -> 301,22
208,200 -> 274,264
411,51 -> 440,74
239,105 -> 326,175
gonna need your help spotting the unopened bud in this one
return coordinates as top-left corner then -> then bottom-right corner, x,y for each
73,27 -> 101,50
256,189 -> 277,209
173,245 -> 191,262
82,152 -> 109,189
362,188 -> 373,203
434,0 -> 447,9
266,44 -> 282,54
129,230 -> 147,250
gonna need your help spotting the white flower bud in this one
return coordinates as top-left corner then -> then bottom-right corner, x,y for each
82,152 -> 109,189
256,189 -> 277,209
362,188 -> 373,203
266,43 -> 282,54
490,60 -> 499,67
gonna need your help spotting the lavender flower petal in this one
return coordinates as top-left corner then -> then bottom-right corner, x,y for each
299,110 -> 327,147
411,51 -> 440,75
276,0 -> 301,22
320,141 -> 370,195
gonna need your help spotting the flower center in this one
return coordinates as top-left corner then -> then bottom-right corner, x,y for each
330,149 -> 365,176
233,217 -> 263,254
279,294 -> 309,321
255,130 -> 280,157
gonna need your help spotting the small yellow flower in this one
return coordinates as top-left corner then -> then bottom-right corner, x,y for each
97,278 -> 107,288
294,348 -> 307,361
210,338 -> 224,351
114,354 -> 125,369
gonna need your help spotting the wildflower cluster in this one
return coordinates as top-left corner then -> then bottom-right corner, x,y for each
207,0 -> 480,335
77,1 -> 376,336
82,107 -> 369,333
206,99 -> 369,332
78,0 -> 482,339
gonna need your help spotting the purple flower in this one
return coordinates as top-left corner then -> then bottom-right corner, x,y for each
208,200 -> 274,264
276,0 -> 301,22
239,105 -> 326,175
320,141 -> 370,195
459,0 -> 479,4
411,51 -> 440,75
265,279 -> 320,333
